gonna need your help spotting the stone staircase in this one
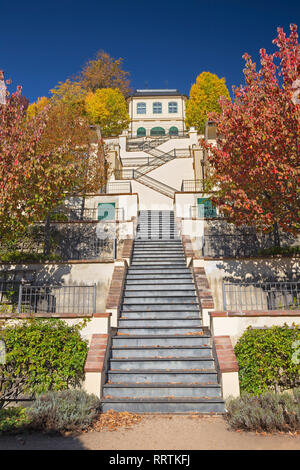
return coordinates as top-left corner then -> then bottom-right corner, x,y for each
102,210 -> 225,413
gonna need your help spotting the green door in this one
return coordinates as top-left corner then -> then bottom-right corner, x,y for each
98,202 -> 116,221
197,198 -> 217,218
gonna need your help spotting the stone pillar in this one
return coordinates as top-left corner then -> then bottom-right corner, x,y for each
119,130 -> 128,154
188,126 -> 198,146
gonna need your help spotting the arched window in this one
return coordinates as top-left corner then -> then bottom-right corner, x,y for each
150,127 -> 165,136
169,126 -> 178,136
168,102 -> 178,113
137,127 -> 146,137
153,102 -> 162,114
137,102 -> 146,114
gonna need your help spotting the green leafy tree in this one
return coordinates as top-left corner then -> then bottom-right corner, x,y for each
0,319 -> 88,408
85,87 -> 130,136
234,325 -> 300,395
185,71 -> 231,133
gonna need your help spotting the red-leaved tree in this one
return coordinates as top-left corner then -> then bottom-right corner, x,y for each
0,86 -> 105,242
203,24 -> 300,245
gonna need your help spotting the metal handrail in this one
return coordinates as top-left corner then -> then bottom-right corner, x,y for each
181,180 -> 205,192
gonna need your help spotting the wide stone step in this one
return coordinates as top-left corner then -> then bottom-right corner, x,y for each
120,311 -> 200,319
112,335 -> 211,347
127,268 -> 191,274
134,243 -> 182,246
124,284 -> 195,290
133,249 -> 183,252
101,398 -> 225,414
125,279 -> 193,285
122,304 -> 199,312
110,357 -> 215,371
132,253 -> 185,258
118,318 -> 201,327
107,369 -> 218,384
122,296 -> 198,304
130,262 -> 187,266
103,383 -> 221,398
123,291 -> 196,298
116,326 -> 203,335
111,345 -> 212,359
126,274 -> 193,280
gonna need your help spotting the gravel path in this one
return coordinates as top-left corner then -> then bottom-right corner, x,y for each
0,415 -> 299,450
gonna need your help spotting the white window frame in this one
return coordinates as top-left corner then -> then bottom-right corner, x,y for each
137,102 -> 146,114
168,101 -> 178,113
153,102 -> 162,114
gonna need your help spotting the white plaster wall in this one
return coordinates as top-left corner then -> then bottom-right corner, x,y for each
204,258 -> 300,311
211,315 -> 300,347
83,194 -> 138,220
0,262 -> 115,312
148,157 -> 194,191
175,193 -> 211,218
131,180 -> 174,210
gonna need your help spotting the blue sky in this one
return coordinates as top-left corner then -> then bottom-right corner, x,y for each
1,0 -> 300,103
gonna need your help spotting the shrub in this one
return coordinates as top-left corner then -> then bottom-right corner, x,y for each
226,389 -> 300,432
27,389 -> 100,433
257,245 -> 300,257
0,318 -> 88,407
0,406 -> 31,434
234,325 -> 300,395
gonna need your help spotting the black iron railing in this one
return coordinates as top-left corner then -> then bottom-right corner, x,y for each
181,180 -> 205,192
222,281 -> 300,311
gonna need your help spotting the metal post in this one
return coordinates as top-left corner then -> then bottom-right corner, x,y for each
222,281 -> 227,310
17,284 -> 23,314
93,283 -> 97,314
113,238 -> 117,260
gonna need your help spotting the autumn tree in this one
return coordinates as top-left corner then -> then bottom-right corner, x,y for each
49,79 -> 87,115
79,50 -> 131,97
85,88 -> 130,136
185,72 -> 231,133
203,24 -> 300,245
27,96 -> 48,119
0,86 -> 106,243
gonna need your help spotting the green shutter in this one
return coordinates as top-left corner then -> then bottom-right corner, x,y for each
197,198 -> 217,218
98,202 -> 116,221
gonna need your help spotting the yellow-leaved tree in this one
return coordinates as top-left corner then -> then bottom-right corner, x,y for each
49,79 -> 88,115
85,88 -> 130,136
185,72 -> 231,133
27,96 -> 48,119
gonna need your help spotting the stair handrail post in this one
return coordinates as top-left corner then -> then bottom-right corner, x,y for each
222,281 -> 227,311
17,283 -> 23,314
93,283 -> 97,314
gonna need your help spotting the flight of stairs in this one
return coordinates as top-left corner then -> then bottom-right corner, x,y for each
102,210 -> 225,413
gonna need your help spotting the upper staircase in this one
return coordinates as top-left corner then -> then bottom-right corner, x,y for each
102,210 -> 225,413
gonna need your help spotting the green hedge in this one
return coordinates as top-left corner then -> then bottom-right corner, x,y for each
234,325 -> 300,395
0,318 -> 89,406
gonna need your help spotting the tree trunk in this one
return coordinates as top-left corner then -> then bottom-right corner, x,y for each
80,197 -> 85,220
273,221 -> 281,248
44,216 -> 50,256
